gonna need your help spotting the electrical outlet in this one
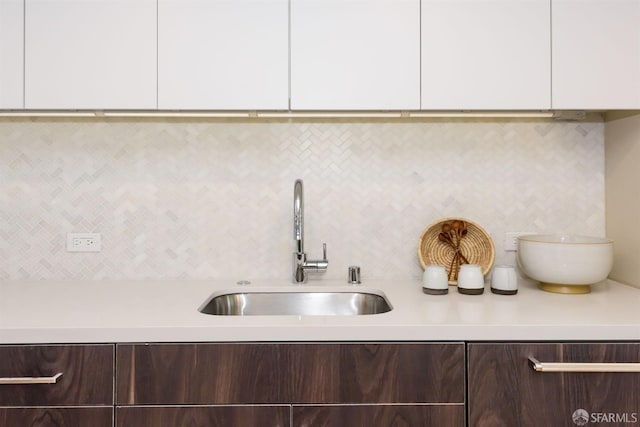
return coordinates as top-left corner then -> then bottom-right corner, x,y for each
66,233 -> 102,252
504,232 -> 535,251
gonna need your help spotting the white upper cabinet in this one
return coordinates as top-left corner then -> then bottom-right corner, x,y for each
421,0 -> 550,110
0,0 -> 23,109
25,0 -> 156,109
290,0 -> 420,110
552,0 -> 640,109
158,0 -> 288,110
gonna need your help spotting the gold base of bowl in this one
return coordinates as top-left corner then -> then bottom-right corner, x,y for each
538,283 -> 591,294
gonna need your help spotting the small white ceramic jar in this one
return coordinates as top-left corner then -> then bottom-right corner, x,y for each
491,265 -> 518,295
457,264 -> 485,295
422,265 -> 449,295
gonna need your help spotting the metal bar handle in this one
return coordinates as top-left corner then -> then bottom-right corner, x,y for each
529,357 -> 640,373
0,373 -> 63,385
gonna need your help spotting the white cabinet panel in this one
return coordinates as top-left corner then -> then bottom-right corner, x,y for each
25,0 -> 156,109
0,0 -> 23,108
552,0 -> 640,109
291,0 -> 420,110
158,0 -> 288,110
421,0 -> 550,110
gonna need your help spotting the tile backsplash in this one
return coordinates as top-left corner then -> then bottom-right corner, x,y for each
0,118 -> 604,281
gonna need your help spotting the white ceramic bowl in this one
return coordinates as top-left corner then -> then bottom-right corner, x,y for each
517,235 -> 613,294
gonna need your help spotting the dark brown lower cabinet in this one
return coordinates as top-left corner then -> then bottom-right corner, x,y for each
116,342 -> 465,427
0,345 -> 115,427
292,404 -> 465,427
0,344 -> 114,406
116,343 -> 465,405
116,406 -> 289,427
0,407 -> 112,427
11,341 -> 639,427
468,343 -> 640,427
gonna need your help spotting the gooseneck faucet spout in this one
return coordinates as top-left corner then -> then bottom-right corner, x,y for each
294,179 -> 304,254
292,179 -> 328,283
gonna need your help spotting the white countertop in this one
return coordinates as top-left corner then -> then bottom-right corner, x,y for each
1,278 -> 639,344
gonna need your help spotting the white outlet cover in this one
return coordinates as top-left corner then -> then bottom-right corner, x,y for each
504,232 -> 536,252
66,233 -> 102,252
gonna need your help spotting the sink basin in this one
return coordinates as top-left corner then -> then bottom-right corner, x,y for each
199,290 -> 392,316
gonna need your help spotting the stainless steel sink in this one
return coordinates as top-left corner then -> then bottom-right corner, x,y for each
199,290 -> 392,316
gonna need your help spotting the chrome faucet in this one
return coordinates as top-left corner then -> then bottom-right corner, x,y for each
293,179 -> 328,283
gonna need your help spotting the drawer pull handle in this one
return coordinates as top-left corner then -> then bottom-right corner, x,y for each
529,357 -> 640,373
0,372 -> 63,385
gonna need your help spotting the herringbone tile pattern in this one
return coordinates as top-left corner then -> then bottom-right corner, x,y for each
0,118 -> 605,280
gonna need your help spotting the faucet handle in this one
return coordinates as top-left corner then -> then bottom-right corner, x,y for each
302,243 -> 329,273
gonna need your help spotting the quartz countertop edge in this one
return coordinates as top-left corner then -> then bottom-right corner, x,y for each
1,278 -> 639,344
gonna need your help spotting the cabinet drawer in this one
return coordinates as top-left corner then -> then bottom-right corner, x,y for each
0,407 -> 112,427
117,405 -> 289,427
288,343 -> 464,404
117,343 -> 464,405
117,343 -> 285,404
468,343 -> 640,427
292,404 -> 465,427
0,345 -> 114,406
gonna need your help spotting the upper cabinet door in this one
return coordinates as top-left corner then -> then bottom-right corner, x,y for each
158,0 -> 288,110
25,0 -> 156,109
291,0 -> 420,110
0,0 -> 23,109
552,0 -> 640,109
421,0 -> 550,110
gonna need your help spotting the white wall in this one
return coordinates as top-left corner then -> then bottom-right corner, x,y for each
0,118 -> 605,281
606,113 -> 640,287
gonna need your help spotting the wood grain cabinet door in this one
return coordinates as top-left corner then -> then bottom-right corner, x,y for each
117,406 -> 289,427
117,343 -> 287,404
468,343 -> 640,427
117,343 -> 465,405
287,343 -> 465,404
0,345 -> 114,406
292,405 -> 465,427
0,407 -> 112,427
